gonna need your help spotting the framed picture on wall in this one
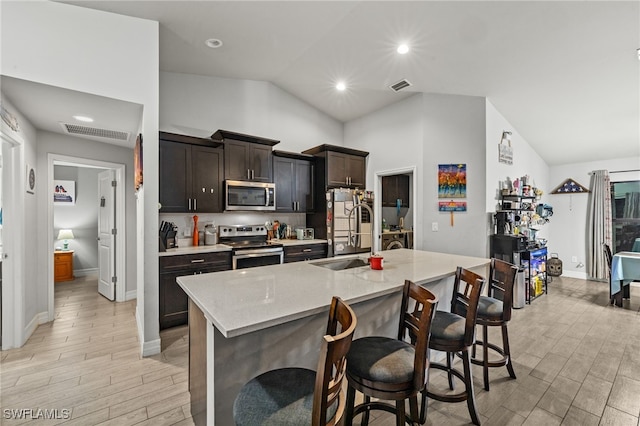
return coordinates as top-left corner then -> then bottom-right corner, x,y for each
134,133 -> 143,191
438,164 -> 467,198
54,180 -> 75,205
26,163 -> 36,194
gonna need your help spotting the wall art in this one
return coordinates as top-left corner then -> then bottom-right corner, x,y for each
438,164 -> 466,198
54,180 -> 75,205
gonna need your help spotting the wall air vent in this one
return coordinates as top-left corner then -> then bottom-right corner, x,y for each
389,79 -> 412,92
60,123 -> 130,141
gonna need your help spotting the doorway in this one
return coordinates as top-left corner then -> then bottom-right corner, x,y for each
47,154 -> 126,321
374,167 -> 418,252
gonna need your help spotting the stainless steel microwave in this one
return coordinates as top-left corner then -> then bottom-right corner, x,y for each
225,180 -> 276,211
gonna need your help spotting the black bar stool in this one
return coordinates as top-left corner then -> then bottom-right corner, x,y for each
344,280 -> 438,426
233,296 -> 357,426
471,258 -> 518,391
423,267 -> 484,425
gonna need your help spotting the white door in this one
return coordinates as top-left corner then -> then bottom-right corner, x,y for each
98,169 -> 116,301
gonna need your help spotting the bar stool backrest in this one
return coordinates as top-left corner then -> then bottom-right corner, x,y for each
451,267 -> 485,347
489,259 -> 518,321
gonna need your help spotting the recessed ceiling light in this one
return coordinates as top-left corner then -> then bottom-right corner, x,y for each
205,38 -> 223,49
397,44 -> 409,54
73,115 -> 94,123
336,82 -> 346,91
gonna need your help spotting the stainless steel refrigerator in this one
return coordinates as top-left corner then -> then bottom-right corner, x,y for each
307,188 -> 373,257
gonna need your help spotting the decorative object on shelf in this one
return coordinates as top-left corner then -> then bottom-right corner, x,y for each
438,164 -> 466,198
498,131 -> 513,165
57,229 -> 75,250
53,180 -> 75,204
134,133 -> 143,191
26,163 -> 36,194
551,178 -> 590,194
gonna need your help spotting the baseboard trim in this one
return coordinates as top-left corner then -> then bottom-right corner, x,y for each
136,306 -> 161,357
74,268 -> 98,277
22,312 -> 48,346
125,290 -> 137,301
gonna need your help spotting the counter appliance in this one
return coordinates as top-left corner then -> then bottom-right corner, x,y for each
218,224 -> 283,269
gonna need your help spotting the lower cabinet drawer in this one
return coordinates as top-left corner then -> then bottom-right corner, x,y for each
284,243 -> 328,263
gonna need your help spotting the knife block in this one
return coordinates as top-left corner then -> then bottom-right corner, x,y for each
159,231 -> 177,251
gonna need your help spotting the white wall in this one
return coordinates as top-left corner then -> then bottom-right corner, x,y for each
2,1 -> 160,354
548,157 -> 640,279
160,72 -> 343,152
345,92 -> 488,258
54,166 -> 101,273
422,93 -> 487,257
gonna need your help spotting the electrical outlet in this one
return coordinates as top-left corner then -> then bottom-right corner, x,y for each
571,256 -> 578,263
432,222 -> 438,232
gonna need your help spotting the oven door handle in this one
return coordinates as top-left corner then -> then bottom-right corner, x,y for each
234,248 -> 283,257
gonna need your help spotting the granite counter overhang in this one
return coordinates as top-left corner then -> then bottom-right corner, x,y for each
159,239 -> 327,257
177,249 -> 489,339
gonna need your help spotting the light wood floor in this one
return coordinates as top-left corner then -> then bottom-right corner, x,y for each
1,275 -> 640,425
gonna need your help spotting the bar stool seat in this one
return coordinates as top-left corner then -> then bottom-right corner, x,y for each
470,258 -> 518,392
423,267 -> 485,426
233,296 -> 357,426
345,280 -> 438,426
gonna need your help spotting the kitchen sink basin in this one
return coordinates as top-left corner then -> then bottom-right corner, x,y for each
311,257 -> 369,271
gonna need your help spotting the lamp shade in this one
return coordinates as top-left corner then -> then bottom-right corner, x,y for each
57,229 -> 75,240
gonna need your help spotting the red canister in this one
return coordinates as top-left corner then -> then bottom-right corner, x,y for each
369,254 -> 384,270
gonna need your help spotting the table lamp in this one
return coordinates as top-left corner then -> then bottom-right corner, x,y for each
57,229 -> 75,250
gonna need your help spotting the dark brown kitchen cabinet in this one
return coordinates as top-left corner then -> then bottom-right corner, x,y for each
302,144 -> 368,191
159,132 -> 224,213
327,151 -> 366,188
273,151 -> 314,212
283,243 -> 328,263
212,129 -> 280,182
382,174 -> 410,208
159,251 -> 231,329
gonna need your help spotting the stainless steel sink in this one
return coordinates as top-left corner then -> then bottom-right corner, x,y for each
311,257 -> 369,271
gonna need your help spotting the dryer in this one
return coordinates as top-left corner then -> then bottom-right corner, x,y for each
381,232 -> 406,250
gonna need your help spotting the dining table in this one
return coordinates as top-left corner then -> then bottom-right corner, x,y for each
610,251 -> 640,306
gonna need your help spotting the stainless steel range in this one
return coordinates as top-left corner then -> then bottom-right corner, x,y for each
218,225 -> 284,269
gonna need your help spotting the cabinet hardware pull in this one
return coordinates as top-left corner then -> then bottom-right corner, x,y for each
194,198 -> 197,210
191,259 -> 205,263
252,170 -> 255,180
188,198 -> 192,210
303,249 -> 312,252
247,169 -> 251,179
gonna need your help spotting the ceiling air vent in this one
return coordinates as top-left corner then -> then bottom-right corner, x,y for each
389,79 -> 412,92
60,123 -> 130,141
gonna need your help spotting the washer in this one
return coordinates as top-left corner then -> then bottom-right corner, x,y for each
381,232 -> 405,250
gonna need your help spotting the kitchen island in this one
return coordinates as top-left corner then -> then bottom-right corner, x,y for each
177,248 -> 489,425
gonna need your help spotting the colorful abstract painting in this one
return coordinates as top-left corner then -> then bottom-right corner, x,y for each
438,164 -> 466,198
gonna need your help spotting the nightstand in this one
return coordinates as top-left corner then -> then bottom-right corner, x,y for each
54,250 -> 74,282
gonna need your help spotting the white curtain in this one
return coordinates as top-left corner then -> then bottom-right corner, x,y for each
587,170 -> 612,280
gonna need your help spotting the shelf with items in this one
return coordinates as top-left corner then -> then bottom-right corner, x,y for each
521,247 -> 547,303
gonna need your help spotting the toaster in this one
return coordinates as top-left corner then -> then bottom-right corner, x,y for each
296,228 -> 314,240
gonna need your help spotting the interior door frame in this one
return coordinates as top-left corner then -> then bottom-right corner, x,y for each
374,166 -> 418,251
1,129 -> 22,350
47,153 -> 126,321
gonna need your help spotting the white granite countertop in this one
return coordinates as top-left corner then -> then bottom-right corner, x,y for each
177,249 -> 489,338
159,244 -> 232,256
159,239 -> 327,256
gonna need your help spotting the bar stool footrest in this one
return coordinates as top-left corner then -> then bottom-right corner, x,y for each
352,401 -> 418,425
470,339 -> 509,368
426,362 -> 468,403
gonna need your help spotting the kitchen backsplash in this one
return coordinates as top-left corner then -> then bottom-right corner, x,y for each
159,212 -> 308,240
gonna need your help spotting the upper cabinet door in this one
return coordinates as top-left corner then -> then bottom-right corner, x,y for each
347,155 -> 366,188
327,151 -> 349,186
295,159 -> 314,212
250,144 -> 273,182
159,140 -> 191,212
274,156 -> 295,212
224,140 -> 273,182
192,145 -> 224,213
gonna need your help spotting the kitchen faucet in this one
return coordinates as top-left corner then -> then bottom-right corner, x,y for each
347,201 -> 375,256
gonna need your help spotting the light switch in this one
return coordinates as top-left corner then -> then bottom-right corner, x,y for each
432,222 -> 438,232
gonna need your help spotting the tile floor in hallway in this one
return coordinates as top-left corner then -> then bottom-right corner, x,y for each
1,275 -> 639,425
